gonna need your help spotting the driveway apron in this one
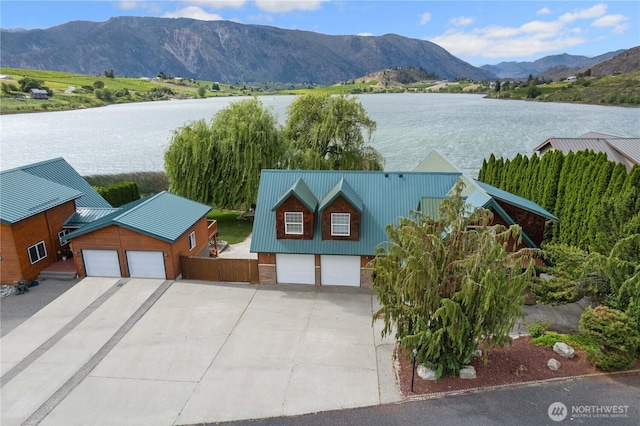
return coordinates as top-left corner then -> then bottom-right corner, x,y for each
1,279 -> 397,425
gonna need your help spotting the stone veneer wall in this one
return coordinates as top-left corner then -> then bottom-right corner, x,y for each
258,264 -> 276,285
360,267 -> 374,289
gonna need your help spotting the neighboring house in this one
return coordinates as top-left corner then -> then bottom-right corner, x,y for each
250,169 -> 462,288
64,191 -> 214,280
1,157 -> 214,284
29,89 -> 49,99
414,151 -> 558,250
533,132 -> 640,171
0,158 -> 111,284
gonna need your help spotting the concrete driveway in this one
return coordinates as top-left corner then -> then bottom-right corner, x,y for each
1,278 -> 400,425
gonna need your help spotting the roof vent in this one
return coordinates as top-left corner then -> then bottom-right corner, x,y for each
398,173 -> 403,178
384,173 -> 389,178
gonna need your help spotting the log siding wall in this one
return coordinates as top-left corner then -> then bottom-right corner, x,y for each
0,201 -> 76,284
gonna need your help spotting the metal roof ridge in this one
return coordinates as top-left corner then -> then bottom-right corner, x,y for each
113,191 -> 166,221
1,157 -> 66,174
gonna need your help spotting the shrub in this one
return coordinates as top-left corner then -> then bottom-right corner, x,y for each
526,320 -> 549,338
579,306 -> 640,371
531,331 -> 565,347
96,181 -> 140,207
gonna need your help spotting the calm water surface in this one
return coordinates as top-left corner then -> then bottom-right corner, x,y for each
1,94 -> 638,177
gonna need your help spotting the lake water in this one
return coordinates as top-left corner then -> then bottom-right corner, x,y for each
1,94 -> 638,178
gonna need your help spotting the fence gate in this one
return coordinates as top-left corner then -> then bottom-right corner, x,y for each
180,257 -> 259,283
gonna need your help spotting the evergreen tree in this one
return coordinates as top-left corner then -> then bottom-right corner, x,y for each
372,180 -> 536,378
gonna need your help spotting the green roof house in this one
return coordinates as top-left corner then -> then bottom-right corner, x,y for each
250,169 -> 461,287
415,150 -> 558,249
65,191 -> 215,280
1,158 -> 214,283
0,158 -> 110,284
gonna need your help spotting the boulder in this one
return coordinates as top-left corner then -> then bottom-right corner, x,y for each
459,365 -> 476,379
417,364 -> 437,380
553,342 -> 575,359
547,358 -> 561,371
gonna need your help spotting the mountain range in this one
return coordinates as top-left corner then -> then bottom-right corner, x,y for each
0,17 -> 492,84
0,17 -> 634,83
480,50 -> 626,79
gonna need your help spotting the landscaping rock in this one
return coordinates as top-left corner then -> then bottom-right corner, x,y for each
473,349 -> 482,357
459,365 -> 476,379
553,342 -> 575,359
547,358 -> 561,371
417,364 -> 437,381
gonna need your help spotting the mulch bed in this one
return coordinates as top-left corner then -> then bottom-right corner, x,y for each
397,336 -> 612,396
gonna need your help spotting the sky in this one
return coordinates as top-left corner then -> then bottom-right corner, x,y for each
1,1 -> 638,66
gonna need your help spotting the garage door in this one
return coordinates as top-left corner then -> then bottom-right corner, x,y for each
276,254 -> 315,285
82,249 -> 121,277
126,251 -> 166,279
320,255 -> 361,287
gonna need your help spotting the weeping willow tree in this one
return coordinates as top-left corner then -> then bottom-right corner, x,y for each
372,180 -> 537,378
284,93 -> 384,170
164,98 -> 286,208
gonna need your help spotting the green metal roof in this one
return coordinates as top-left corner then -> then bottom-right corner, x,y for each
64,207 -> 119,228
466,188 -> 538,249
12,157 -> 111,208
272,177 -> 318,212
251,170 -> 461,256
319,178 -> 364,213
0,169 -> 83,224
474,180 -> 559,222
65,191 -> 211,243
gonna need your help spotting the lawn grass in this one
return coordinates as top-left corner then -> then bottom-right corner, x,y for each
208,209 -> 253,244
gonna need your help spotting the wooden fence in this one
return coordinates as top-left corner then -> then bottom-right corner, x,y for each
180,256 -> 259,283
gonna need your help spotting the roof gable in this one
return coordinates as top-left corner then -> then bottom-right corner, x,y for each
272,178 -> 318,212
66,191 -> 211,243
319,178 -> 364,213
0,169 -> 83,224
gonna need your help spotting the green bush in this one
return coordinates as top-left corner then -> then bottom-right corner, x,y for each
526,320 -> 549,338
96,181 -> 140,207
531,331 -> 565,347
579,306 -> 640,371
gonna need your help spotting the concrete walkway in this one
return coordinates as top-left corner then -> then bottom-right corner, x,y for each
0,276 -> 586,426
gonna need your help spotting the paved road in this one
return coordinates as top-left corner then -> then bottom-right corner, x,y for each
220,372 -> 640,426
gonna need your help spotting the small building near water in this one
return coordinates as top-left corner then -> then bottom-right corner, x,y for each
28,89 -> 49,99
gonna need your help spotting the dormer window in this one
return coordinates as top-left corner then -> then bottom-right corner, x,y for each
285,212 -> 304,235
331,213 -> 351,236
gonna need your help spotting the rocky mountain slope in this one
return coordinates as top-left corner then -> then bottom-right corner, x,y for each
481,50 -> 625,78
0,17 -> 494,84
539,46 -> 640,81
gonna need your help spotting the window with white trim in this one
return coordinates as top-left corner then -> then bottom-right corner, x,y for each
28,241 -> 47,264
331,213 -> 351,236
284,212 -> 303,235
58,229 -> 71,245
188,231 -> 196,250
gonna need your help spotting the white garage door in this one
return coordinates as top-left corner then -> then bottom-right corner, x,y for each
83,249 -> 121,277
276,254 -> 315,285
126,251 -> 166,279
320,255 -> 361,287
